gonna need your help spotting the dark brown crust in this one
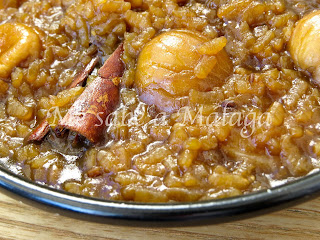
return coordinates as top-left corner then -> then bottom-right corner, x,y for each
57,44 -> 124,143
27,119 -> 50,142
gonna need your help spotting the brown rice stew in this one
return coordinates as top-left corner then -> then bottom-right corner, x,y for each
0,0 -> 320,202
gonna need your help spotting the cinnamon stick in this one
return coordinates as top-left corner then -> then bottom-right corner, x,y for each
28,55 -> 99,142
56,44 -> 124,143
68,56 -> 99,89
27,119 -> 50,142
98,44 -> 124,79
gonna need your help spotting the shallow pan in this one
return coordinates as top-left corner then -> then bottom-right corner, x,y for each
0,166 -> 320,221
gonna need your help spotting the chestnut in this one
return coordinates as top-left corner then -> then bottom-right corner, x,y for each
289,10 -> 320,84
135,29 -> 233,113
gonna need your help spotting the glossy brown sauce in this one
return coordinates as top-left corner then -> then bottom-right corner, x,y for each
0,0 -> 320,202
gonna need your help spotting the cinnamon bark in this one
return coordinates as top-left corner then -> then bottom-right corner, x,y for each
27,119 -> 50,142
57,44 -> 124,143
98,44 -> 124,79
28,55 -> 99,142
68,56 -> 99,89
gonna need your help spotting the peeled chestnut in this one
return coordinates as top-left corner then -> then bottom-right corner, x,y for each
0,23 -> 41,78
135,30 -> 233,113
289,10 -> 320,84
